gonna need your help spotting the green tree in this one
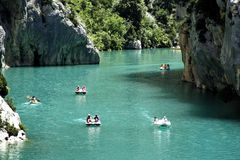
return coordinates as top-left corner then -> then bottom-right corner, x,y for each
68,0 -> 128,50
140,17 -> 171,48
61,0 -> 178,50
114,0 -> 146,30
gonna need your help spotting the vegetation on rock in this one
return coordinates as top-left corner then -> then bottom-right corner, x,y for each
60,0 -> 177,50
0,113 -> 20,137
0,73 -> 8,98
0,73 -> 26,137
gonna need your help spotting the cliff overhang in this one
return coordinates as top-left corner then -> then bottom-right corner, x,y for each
177,0 -> 240,97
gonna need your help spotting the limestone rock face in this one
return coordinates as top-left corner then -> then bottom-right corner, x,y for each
178,0 -> 240,96
221,0 -> 240,95
0,26 -> 6,68
0,96 -> 26,143
0,0 -> 99,67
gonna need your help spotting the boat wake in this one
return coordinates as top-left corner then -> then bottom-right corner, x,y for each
22,102 -> 42,106
73,118 -> 85,123
141,110 -> 152,122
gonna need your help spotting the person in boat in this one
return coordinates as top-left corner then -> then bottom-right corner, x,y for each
86,114 -> 92,123
160,64 -> 164,70
153,117 -> 158,122
76,85 -> 80,91
81,85 -> 86,92
94,115 -> 100,122
160,64 -> 167,70
166,64 -> 170,70
27,96 -> 40,104
160,64 -> 170,70
163,116 -> 167,122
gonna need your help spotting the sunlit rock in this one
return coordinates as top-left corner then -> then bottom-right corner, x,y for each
0,0 -> 99,67
177,0 -> 240,96
0,96 -> 27,143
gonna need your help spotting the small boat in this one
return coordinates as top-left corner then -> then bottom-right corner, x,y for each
75,89 -> 87,95
86,114 -> 101,126
26,96 -> 41,105
75,85 -> 87,95
29,100 -> 40,105
153,116 -> 171,127
160,64 -> 170,70
85,120 -> 101,126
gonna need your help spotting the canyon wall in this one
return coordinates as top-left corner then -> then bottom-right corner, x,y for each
178,0 -> 240,96
0,0 -> 99,67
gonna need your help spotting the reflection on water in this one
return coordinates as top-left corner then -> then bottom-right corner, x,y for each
160,70 -> 169,76
0,142 -> 25,160
87,127 -> 101,150
153,127 -> 171,146
75,95 -> 86,105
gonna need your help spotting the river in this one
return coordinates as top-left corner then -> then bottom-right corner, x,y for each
1,49 -> 240,160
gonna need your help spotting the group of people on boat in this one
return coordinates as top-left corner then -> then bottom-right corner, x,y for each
86,114 -> 101,125
154,116 -> 167,122
75,85 -> 87,95
27,96 -> 40,104
153,116 -> 171,126
160,64 -> 170,70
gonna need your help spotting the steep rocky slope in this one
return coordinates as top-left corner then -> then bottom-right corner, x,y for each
0,96 -> 26,143
178,0 -> 240,97
0,0 -> 99,67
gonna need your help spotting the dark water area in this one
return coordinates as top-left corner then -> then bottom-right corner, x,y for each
123,64 -> 240,121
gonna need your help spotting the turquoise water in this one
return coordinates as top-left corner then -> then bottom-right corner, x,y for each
1,49 -> 240,160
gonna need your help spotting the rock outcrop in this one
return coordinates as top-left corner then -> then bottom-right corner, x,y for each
125,40 -> 142,50
0,96 -> 26,143
0,26 -> 5,68
178,0 -> 240,96
0,0 -> 99,67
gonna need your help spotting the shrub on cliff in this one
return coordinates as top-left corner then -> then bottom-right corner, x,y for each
0,114 -> 20,137
0,73 -> 8,97
5,123 -> 19,136
0,116 -> 4,128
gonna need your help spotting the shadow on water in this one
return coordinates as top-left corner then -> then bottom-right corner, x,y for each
122,69 -> 240,120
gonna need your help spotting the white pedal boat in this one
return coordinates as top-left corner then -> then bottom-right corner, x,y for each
153,117 -> 171,127
86,121 -> 101,126
75,89 -> 87,95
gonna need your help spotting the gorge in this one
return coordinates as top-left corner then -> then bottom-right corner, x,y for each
0,0 -> 240,146
0,0 -> 239,96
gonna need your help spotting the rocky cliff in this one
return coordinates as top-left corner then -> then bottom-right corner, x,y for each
0,0 -> 99,67
178,0 -> 240,97
0,96 -> 26,143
